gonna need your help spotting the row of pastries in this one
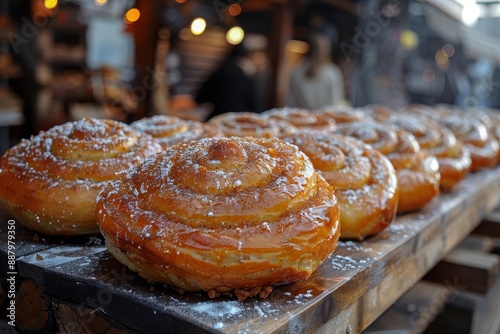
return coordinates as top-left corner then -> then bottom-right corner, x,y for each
0,104 -> 499,300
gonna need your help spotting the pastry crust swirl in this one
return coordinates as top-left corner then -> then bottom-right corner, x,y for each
0,117 -> 162,235
335,121 -> 440,213
131,115 -> 221,149
282,132 -> 398,240
96,137 -> 340,299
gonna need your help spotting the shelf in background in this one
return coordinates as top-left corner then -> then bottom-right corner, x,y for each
1,168 -> 500,333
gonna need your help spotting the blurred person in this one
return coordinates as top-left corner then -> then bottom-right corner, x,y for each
288,33 -> 345,110
195,43 -> 257,120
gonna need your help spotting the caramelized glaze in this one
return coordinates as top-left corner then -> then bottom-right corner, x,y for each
96,137 -> 340,299
208,112 -> 294,138
131,115 -> 222,149
0,117 -> 162,235
282,132 -> 398,240
335,121 -> 440,213
388,114 -> 472,190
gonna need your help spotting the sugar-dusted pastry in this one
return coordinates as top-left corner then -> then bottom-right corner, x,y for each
0,117 -> 162,235
262,107 -> 336,132
387,114 -> 471,191
96,137 -> 340,300
335,121 -> 441,213
282,132 -> 398,240
437,112 -> 499,171
131,115 -> 222,149
316,106 -> 366,124
208,112 -> 294,138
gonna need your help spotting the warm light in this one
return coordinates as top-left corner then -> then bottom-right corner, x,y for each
94,0 -> 107,6
179,27 -> 192,40
400,30 -> 418,50
462,3 -> 480,26
435,50 -> 448,65
175,0 -> 186,3
190,18 -> 206,35
226,26 -> 244,45
442,44 -> 455,57
124,8 -> 140,24
228,4 -> 242,16
285,40 -> 309,54
44,0 -> 58,9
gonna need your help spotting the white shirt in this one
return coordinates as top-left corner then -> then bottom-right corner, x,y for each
288,62 -> 345,110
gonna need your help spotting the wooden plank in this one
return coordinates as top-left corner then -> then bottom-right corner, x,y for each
423,249 -> 499,294
472,212 -> 500,238
363,281 -> 452,334
458,235 -> 496,253
1,169 -> 500,333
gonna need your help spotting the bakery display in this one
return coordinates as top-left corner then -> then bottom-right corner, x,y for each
208,112 -> 295,138
0,117 -> 162,235
262,107 -> 337,132
281,132 -> 398,240
335,121 -> 441,213
96,137 -> 340,300
131,115 -> 222,149
387,114 -> 472,191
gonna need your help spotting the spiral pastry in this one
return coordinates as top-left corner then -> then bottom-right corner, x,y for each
281,133 -> 398,240
0,118 -> 162,235
335,121 -> 441,213
387,115 -> 471,191
358,104 -> 395,122
316,106 -> 366,124
208,112 -> 295,138
262,107 -> 337,132
131,115 -> 222,149
96,137 -> 340,300
437,113 -> 499,171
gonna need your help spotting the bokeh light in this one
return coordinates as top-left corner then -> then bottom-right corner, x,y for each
94,0 -> 108,6
226,26 -> 244,45
191,18 -> 206,36
400,30 -> 419,50
44,0 -> 58,9
442,44 -> 455,57
228,4 -> 242,16
124,8 -> 140,24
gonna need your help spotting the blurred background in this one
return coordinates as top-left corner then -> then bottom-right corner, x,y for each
1,0 -> 500,151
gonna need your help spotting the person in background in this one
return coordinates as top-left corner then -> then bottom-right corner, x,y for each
288,33 -> 345,110
195,43 -> 257,120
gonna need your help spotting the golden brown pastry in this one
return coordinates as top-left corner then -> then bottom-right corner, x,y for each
335,121 -> 441,213
387,114 -> 471,191
96,137 -> 340,300
131,115 -> 222,149
281,132 -> 398,240
358,104 -> 395,122
262,107 -> 336,132
316,106 -> 366,124
208,112 -> 294,138
0,117 -> 162,235
437,112 -> 499,171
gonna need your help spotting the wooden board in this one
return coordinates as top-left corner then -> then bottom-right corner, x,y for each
2,168 -> 500,333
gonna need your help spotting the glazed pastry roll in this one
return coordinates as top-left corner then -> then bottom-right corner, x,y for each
262,107 -> 337,132
0,117 -> 162,235
96,137 -> 340,300
335,121 -> 441,213
282,132 -> 398,240
208,112 -> 294,138
131,115 -> 222,149
388,114 -> 471,191
316,106 -> 366,124
437,113 -> 499,171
